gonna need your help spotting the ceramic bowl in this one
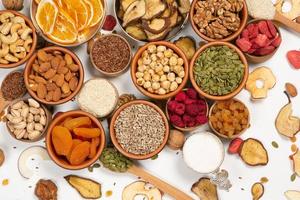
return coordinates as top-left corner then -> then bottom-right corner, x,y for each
30,0 -> 106,47
0,10 -> 37,68
6,98 -> 52,142
208,98 -> 250,139
189,0 -> 248,42
189,41 -> 249,101
241,19 -> 282,63
90,34 -> 132,77
24,46 -> 84,105
131,41 -> 189,100
110,100 -> 170,160
46,110 -> 106,170
165,88 -> 209,132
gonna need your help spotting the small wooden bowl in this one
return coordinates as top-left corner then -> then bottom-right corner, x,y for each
46,110 -> 106,170
208,98 -> 250,139
131,41 -> 189,100
6,98 -> 52,142
90,34 -> 132,77
189,41 -> 249,101
165,89 -> 209,132
110,100 -> 170,160
242,19 -> 282,63
0,10 -> 37,69
189,0 -> 248,42
30,0 -> 106,47
24,46 -> 84,105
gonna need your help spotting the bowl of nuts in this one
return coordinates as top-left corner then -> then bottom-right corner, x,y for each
190,0 -> 248,42
24,46 -> 84,105
208,98 -> 250,139
6,98 -> 52,142
190,41 -> 248,101
131,41 -> 189,100
0,10 -> 37,68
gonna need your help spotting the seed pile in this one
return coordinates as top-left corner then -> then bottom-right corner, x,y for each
194,45 -> 244,96
1,71 -> 26,101
114,104 -> 166,155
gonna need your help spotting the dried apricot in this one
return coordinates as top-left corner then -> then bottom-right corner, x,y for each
52,126 -> 73,156
89,137 -> 100,159
73,128 -> 101,138
67,139 -> 82,161
69,141 -> 90,165
64,117 -> 91,130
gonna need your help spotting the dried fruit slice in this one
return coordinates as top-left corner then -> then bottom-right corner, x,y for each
122,0 -> 146,27
64,0 -> 89,30
228,138 -> 244,154
73,128 -> 101,138
126,24 -> 147,40
66,139 -> 82,162
291,149 -> 300,176
174,36 -> 196,60
251,182 -> 264,200
64,117 -> 92,131
142,18 -> 170,34
52,126 -> 73,156
47,9 -> 78,44
122,181 -> 162,200
191,178 -> 218,200
65,175 -> 102,199
83,0 -> 94,27
142,0 -> 166,20
88,0 -> 104,27
121,0 -> 136,11
287,50 -> 300,69
145,28 -> 170,41
285,190 -> 300,200
69,141 -> 90,165
36,0 -> 58,34
239,138 -> 268,166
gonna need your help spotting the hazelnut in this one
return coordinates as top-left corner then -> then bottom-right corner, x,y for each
167,130 -> 185,150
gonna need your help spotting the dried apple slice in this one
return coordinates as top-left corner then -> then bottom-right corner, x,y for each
169,9 -> 179,28
123,0 -> 146,27
239,138 -> 268,166
142,0 -> 166,20
191,178 -> 218,200
122,181 -> 162,200
178,0 -> 190,14
142,18 -> 170,34
126,24 -> 147,40
251,182 -> 264,200
121,0 -> 137,11
285,190 -> 300,200
291,149 -> 300,176
145,28 -> 170,41
174,36 -> 196,60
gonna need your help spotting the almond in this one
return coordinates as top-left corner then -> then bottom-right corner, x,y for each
51,57 -> 61,69
69,77 -> 78,91
64,54 -> 73,65
39,62 -> 51,73
37,50 -> 49,62
44,68 -> 56,79
45,91 -> 54,101
59,60 -> 66,68
55,74 -> 64,87
286,83 -> 298,97
29,83 -> 38,91
68,64 -> 79,72
37,83 -> 47,99
46,82 -> 57,91
53,88 -> 61,102
61,82 -> 70,94
32,63 -> 40,72
57,66 -> 69,74
65,71 -> 73,81
34,76 -> 47,84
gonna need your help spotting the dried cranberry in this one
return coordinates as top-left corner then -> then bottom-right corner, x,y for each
175,91 -> 187,102
186,88 -> 198,99
102,15 -> 117,31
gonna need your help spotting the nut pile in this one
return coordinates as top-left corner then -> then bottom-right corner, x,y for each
28,49 -> 80,102
135,44 -> 185,95
6,99 -> 47,140
193,0 -> 243,39
0,12 -> 33,64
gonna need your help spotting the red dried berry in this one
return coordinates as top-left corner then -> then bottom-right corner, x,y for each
271,35 -> 281,47
258,21 -> 272,38
255,34 -> 269,47
167,100 -> 177,113
183,114 -> 193,124
185,104 -> 201,117
170,114 -> 184,128
236,38 -> 252,52
102,15 -> 117,31
175,103 -> 185,115
196,115 -> 208,124
186,88 -> 198,99
187,121 -> 196,128
266,20 -> 277,38
246,24 -> 259,39
228,138 -> 244,154
255,46 -> 275,56
241,29 -> 249,39
247,48 -> 256,54
185,98 -> 197,105
175,91 -> 187,102
287,50 -> 300,69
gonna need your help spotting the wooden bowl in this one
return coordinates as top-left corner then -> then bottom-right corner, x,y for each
46,110 -> 106,170
189,41 -> 249,101
90,34 -> 132,77
24,46 -> 84,105
165,88 -> 209,132
110,100 -> 170,160
131,41 -> 189,100
242,19 -> 282,63
0,10 -> 37,69
189,0 -> 248,42
208,98 -> 250,139
6,98 -> 52,143
30,0 -> 106,47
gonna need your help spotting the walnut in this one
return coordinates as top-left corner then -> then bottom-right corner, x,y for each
1,0 -> 24,11
35,179 -> 57,200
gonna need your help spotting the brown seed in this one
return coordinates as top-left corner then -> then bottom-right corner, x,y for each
285,83 -> 297,97
64,54 -> 73,65
44,69 -> 56,79
61,82 -> 70,94
37,83 -> 47,99
291,136 -> 297,143
260,177 -> 269,183
39,62 -> 51,73
34,76 -> 47,84
57,66 -> 69,74
69,77 -> 78,91
291,144 -> 298,152
53,88 -> 61,102
68,64 -> 79,72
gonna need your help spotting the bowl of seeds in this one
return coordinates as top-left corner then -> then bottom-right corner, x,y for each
110,100 -> 169,160
190,41 -> 248,101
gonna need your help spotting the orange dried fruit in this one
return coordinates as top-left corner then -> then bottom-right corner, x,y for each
60,116 -> 73,126
89,137 -> 100,159
73,128 -> 101,138
52,126 -> 73,156
69,141 -> 90,165
87,0 -> 103,27
36,0 -> 58,34
64,117 -> 92,130
82,0 -> 94,27
67,139 -> 82,161
64,0 -> 89,31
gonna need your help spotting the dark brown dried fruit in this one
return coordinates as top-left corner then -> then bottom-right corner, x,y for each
35,179 -> 57,200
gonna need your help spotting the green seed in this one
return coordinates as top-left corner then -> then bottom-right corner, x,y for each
291,173 -> 297,182
151,154 -> 158,160
271,141 -> 279,148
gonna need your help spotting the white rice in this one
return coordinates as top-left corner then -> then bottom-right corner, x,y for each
246,0 -> 276,19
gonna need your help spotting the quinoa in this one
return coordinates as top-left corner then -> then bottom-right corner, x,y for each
114,104 -> 166,155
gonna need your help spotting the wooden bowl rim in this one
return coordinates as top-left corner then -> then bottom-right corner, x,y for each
208,98 -> 250,139
189,0 -> 248,42
189,41 -> 249,101
46,110 -> 106,170
109,99 -> 170,160
131,41 -> 189,100
24,46 -> 84,105
0,10 -> 37,69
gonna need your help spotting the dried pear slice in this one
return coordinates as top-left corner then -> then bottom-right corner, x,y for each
161,7 -> 172,17
142,18 -> 170,34
169,9 -> 179,28
239,138 -> 268,166
145,28 -> 170,41
285,190 -> 300,200
142,0 -> 166,20
178,0 -> 190,14
123,0 -> 146,27
251,182 -> 264,200
121,0 -> 137,11
174,36 -> 196,60
64,175 -> 101,199
191,178 -> 218,200
126,24 -> 147,40
291,149 -> 300,176
122,181 -> 162,200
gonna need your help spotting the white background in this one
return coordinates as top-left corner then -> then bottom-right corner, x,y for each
0,1 -> 300,200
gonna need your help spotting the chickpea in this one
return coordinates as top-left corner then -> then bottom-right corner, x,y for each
173,65 -> 181,74
157,70 -> 164,76
138,58 -> 143,66
142,51 -> 149,58
143,57 -> 151,65
157,51 -> 164,59
136,72 -> 144,79
164,49 -> 173,58
150,54 -> 157,61
178,71 -> 185,78
147,45 -> 157,53
161,80 -> 171,90
157,45 -> 167,52
162,57 -> 169,65
148,87 -> 154,93
148,69 -> 155,75
138,65 -> 147,72
170,81 -> 178,91
143,81 -> 151,89
169,56 -> 178,66
137,78 -> 145,86
158,88 -> 166,95
152,74 -> 160,82
167,72 -> 176,82
149,61 -> 157,69
155,64 -> 163,73
143,73 -> 151,81
163,65 -> 170,73
175,77 -> 182,84
177,58 -> 184,66
160,75 -> 167,82
152,82 -> 160,90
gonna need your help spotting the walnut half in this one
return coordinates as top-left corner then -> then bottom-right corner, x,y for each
35,179 -> 57,200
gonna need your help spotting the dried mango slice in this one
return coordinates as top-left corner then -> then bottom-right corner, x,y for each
52,126 -> 73,156
239,138 -> 268,166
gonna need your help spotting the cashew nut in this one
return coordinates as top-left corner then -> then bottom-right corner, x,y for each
1,22 -> 12,35
0,13 -> 15,23
24,37 -> 32,52
0,58 -> 8,64
11,16 -> 25,24
14,51 -> 26,59
0,33 -> 18,44
20,28 -> 32,40
0,44 -> 9,57
4,53 -> 19,62
10,43 -> 25,53
10,23 -> 22,34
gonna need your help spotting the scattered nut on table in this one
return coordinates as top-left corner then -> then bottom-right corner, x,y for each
6,99 -> 47,141
0,12 -> 33,64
